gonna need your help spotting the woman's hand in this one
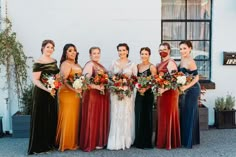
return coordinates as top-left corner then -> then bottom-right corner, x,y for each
92,84 -> 104,92
179,85 -> 187,92
48,89 -> 56,97
75,88 -> 82,94
158,88 -> 167,95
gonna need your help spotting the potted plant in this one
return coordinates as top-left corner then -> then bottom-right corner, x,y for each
214,94 -> 236,129
198,85 -> 209,130
12,84 -> 33,138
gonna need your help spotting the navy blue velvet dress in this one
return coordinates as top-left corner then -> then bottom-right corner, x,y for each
179,67 -> 200,148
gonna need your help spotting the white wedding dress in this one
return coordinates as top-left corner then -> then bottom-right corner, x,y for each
107,60 -> 137,150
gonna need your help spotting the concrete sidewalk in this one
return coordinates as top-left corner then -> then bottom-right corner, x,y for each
0,129 -> 236,157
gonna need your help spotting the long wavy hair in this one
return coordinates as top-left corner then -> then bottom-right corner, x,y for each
60,43 -> 78,67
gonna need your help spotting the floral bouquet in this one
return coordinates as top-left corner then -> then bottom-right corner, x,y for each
89,70 -> 109,95
109,73 -> 137,100
68,73 -> 89,97
41,73 -> 62,97
171,71 -> 194,94
135,75 -> 152,96
151,72 -> 172,96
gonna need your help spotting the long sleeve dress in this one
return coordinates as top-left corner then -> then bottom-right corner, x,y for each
107,60 -> 137,150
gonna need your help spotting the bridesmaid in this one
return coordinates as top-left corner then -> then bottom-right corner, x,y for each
28,40 -> 59,155
56,44 -> 82,151
79,47 -> 110,152
156,43 -> 181,150
134,47 -> 156,149
178,40 -> 200,148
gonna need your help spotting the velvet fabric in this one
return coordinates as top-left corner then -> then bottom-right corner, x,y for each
156,59 -> 181,150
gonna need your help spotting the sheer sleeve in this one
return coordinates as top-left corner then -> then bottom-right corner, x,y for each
82,61 -> 93,78
109,60 -> 115,74
132,63 -> 138,76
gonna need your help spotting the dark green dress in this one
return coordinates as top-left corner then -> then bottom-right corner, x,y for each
28,61 -> 59,155
134,65 -> 154,149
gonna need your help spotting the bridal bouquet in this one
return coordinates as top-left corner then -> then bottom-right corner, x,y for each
42,73 -> 62,97
109,73 -> 137,100
89,70 -> 109,95
135,75 -> 153,96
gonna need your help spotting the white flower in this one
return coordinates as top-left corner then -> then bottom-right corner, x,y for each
73,79 -> 83,89
47,86 -> 53,91
47,76 -> 55,85
79,76 -> 85,81
177,76 -> 187,85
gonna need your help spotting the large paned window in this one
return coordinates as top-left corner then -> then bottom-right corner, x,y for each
161,0 -> 212,80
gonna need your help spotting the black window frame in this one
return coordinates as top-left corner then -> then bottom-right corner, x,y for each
161,0 -> 213,82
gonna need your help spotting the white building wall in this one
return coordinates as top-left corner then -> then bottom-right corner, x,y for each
2,0 -> 236,128
208,0 -> 236,125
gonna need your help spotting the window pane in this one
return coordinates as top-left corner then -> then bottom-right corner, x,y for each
187,22 -> 210,40
163,22 -> 185,40
162,0 -> 185,19
195,60 -> 210,80
163,41 -> 181,60
191,41 -> 210,53
187,0 -> 211,19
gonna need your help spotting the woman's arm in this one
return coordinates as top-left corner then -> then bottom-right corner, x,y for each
179,59 -> 199,91
167,60 -> 178,74
158,60 -> 177,95
150,64 -> 157,76
83,62 -> 103,91
132,63 -> 138,76
32,71 -> 51,93
60,62 -> 81,93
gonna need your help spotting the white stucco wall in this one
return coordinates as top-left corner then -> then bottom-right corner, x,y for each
1,0 -> 235,130
206,0 -> 236,125
7,0 -> 161,67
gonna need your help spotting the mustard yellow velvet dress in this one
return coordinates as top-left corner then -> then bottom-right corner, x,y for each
56,68 -> 82,151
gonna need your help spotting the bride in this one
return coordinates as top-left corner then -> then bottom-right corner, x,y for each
107,43 -> 137,150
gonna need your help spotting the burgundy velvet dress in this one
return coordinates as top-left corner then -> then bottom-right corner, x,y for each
79,61 -> 110,152
156,59 -> 181,150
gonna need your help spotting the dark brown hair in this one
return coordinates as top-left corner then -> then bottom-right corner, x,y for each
117,43 -> 129,57
140,47 -> 151,55
179,40 -> 193,49
41,39 -> 55,53
60,43 -> 78,67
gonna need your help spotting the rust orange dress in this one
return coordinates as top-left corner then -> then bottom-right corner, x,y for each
56,68 -> 82,151
156,59 -> 181,150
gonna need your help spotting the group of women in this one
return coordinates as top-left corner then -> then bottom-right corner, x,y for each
27,39 -> 200,155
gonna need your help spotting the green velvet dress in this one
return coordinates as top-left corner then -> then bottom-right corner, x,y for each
28,61 -> 59,155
